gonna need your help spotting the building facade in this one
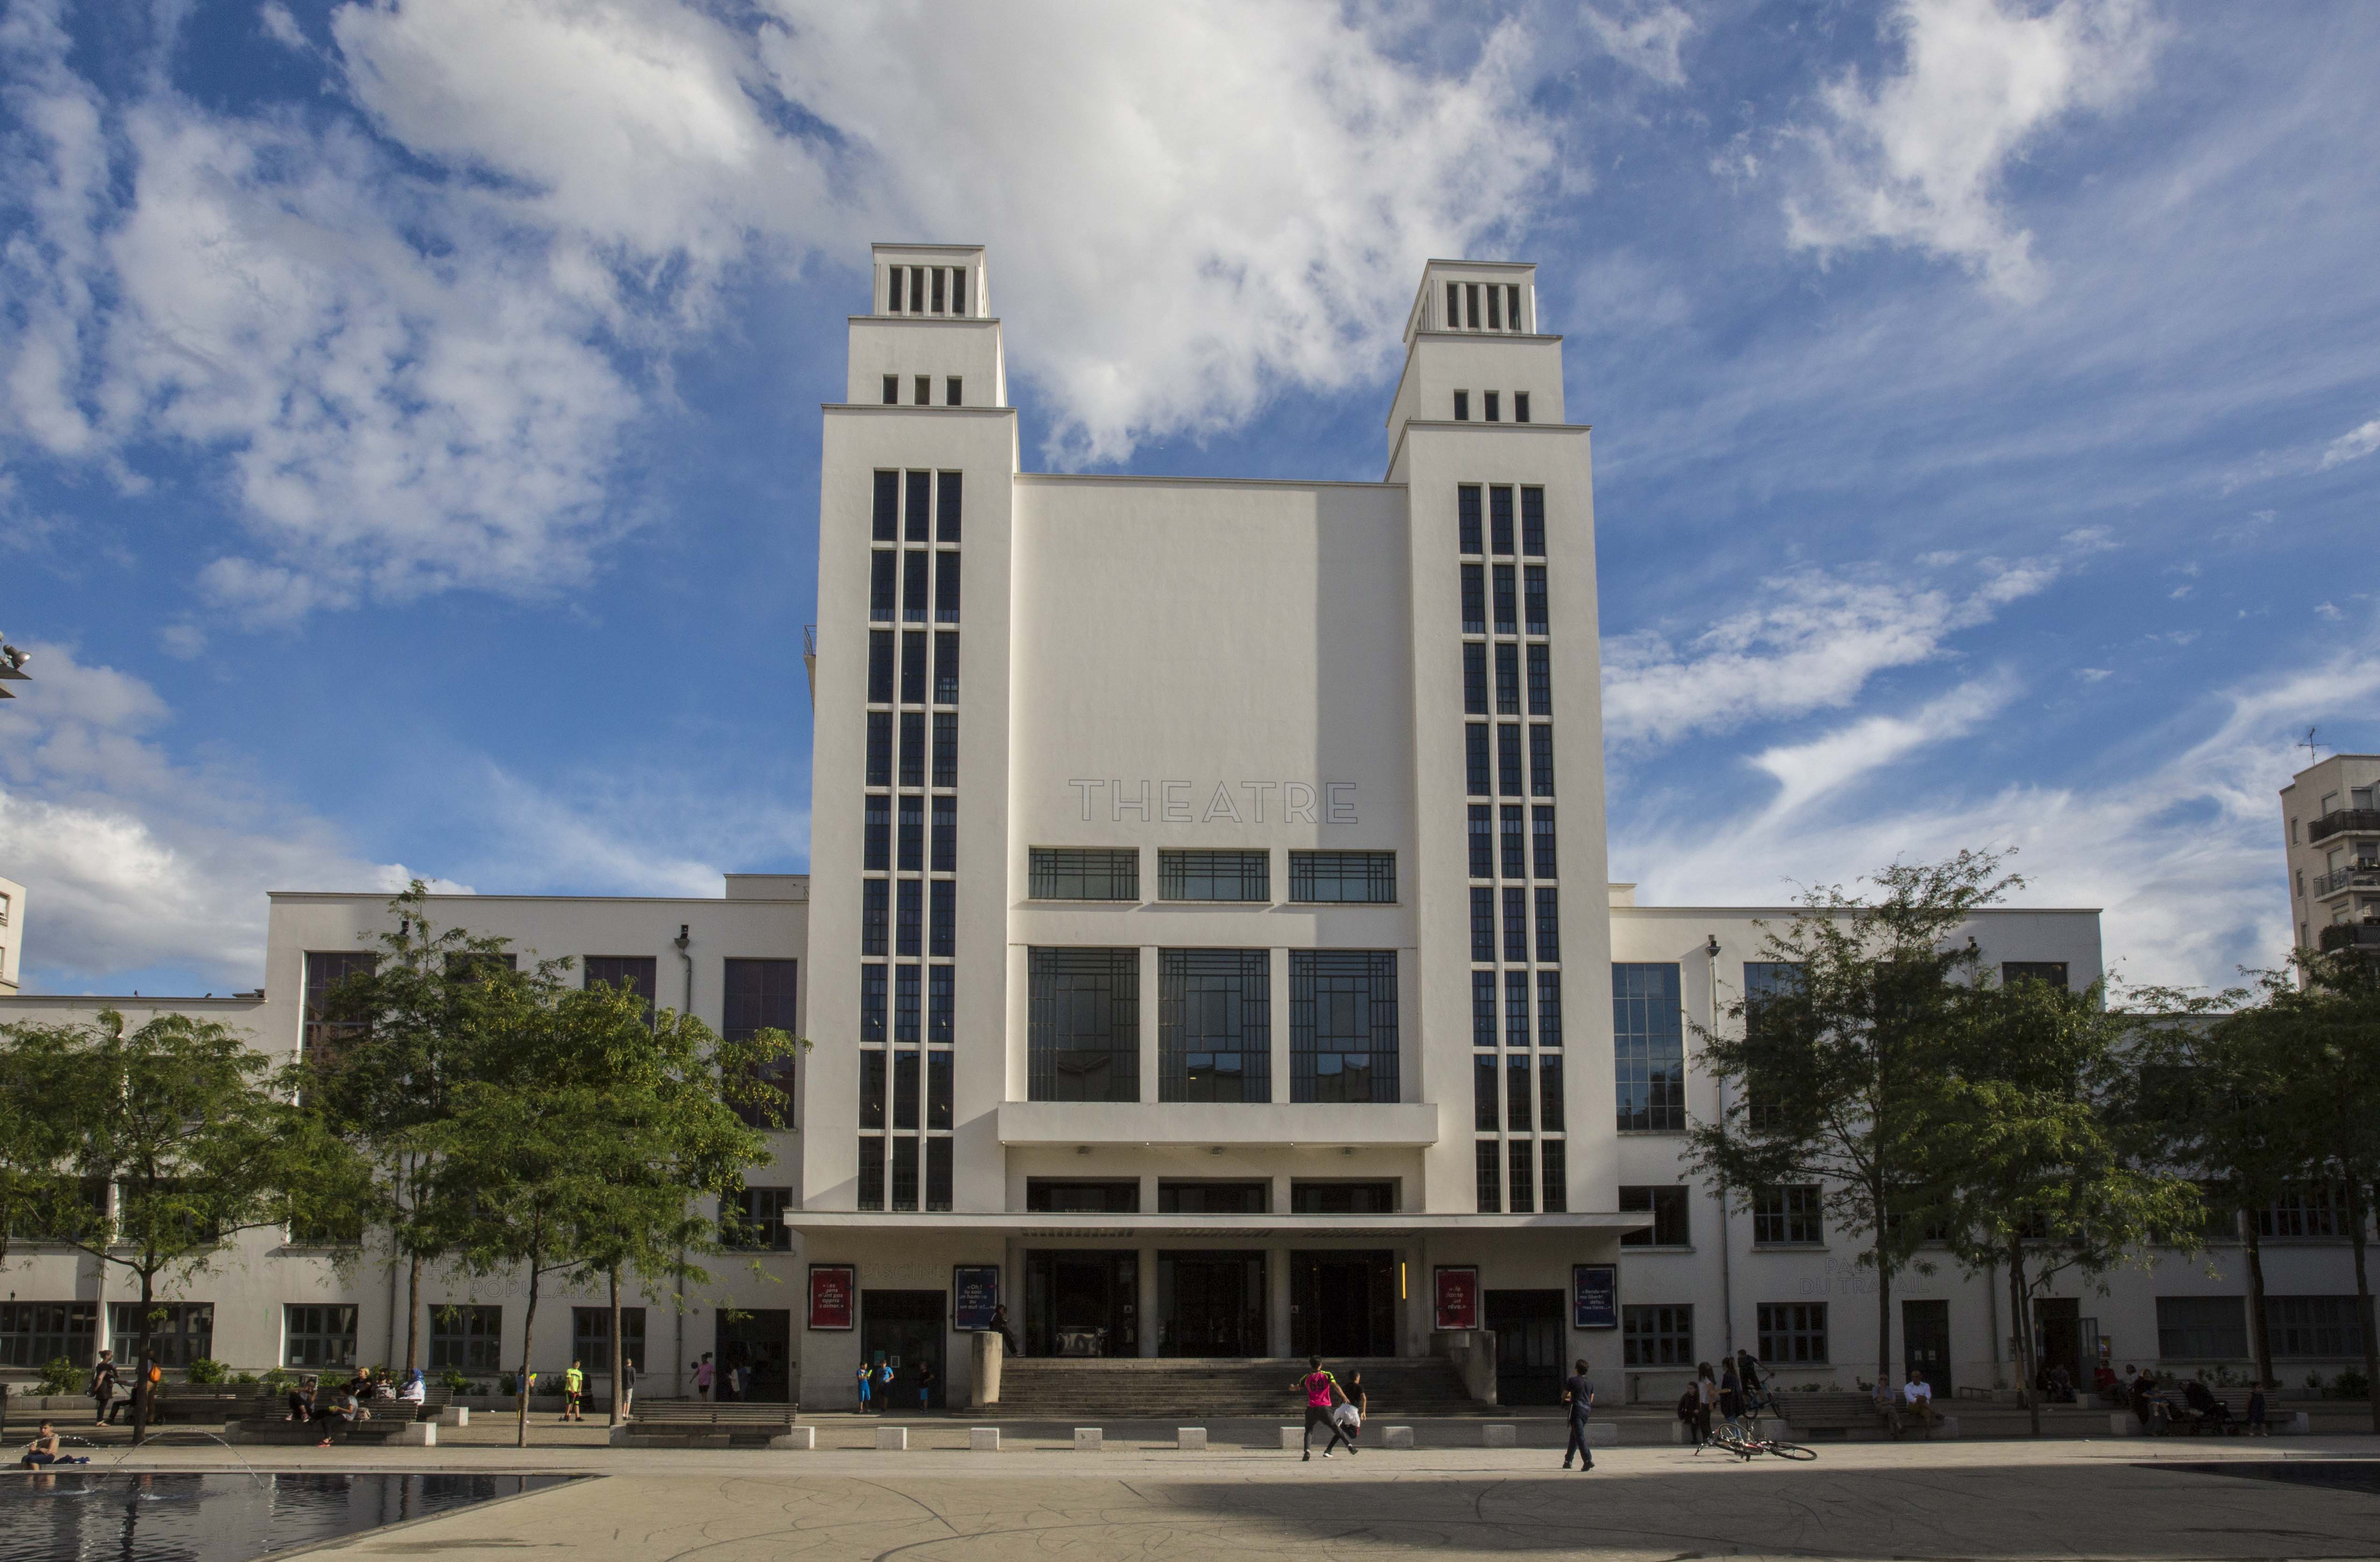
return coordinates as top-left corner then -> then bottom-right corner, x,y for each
2281,753 -> 2380,956
2,249 -> 2372,1411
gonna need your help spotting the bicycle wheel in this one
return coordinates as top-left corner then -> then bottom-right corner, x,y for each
1764,1439 -> 1818,1461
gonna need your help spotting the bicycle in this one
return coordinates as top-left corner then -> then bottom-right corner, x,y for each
1697,1388 -> 1818,1461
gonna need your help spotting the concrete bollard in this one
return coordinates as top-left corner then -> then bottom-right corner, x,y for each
1177,1427 -> 1207,1451
438,1406 -> 469,1427
877,1426 -> 908,1451
1483,1423 -> 1517,1448
1382,1426 -> 1414,1450
1073,1427 -> 1103,1453
392,1423 -> 436,1447
770,1427 -> 816,1450
969,1427 -> 1000,1452
1280,1426 -> 1302,1451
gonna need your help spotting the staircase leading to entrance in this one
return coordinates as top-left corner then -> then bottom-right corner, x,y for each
993,1357 -> 1478,1417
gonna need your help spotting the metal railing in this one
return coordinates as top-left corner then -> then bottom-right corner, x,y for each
2311,865 -> 2380,897
2307,809 -> 2380,843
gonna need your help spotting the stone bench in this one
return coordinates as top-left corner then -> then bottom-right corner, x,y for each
607,1399 -> 799,1448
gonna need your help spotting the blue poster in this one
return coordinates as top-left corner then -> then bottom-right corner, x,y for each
1572,1263 -> 1618,1330
953,1265 -> 1000,1332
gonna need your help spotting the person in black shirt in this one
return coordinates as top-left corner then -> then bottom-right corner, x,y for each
1561,1359 -> 1596,1471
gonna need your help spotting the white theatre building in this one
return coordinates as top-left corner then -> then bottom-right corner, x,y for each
2,247 -> 2367,1414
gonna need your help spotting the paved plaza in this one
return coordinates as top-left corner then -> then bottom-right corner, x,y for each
25,1435 -> 2380,1561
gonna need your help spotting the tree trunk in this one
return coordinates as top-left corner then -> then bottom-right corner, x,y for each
1875,1249 -> 1893,1401
608,1267 -> 625,1429
2243,1220 -> 2275,1390
2008,1239 -> 2040,1438
404,1250 -> 424,1377
2346,1175 -> 2379,1435
517,1259 -> 540,1450
130,1272 -> 155,1447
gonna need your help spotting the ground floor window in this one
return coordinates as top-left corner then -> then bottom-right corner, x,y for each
572,1306 -> 647,1371
0,1301 -> 96,1369
429,1304 -> 503,1372
2154,1296 -> 2247,1360
283,1304 -> 357,1369
2264,1295 -> 2368,1358
1756,1302 -> 1826,1364
107,1302 -> 213,1366
1623,1304 -> 1694,1367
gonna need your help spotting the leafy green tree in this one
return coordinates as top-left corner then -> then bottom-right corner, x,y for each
1927,973 -> 2205,1434
0,1010 -> 368,1443
0,1024 -> 81,1270
1686,849 -> 2017,1394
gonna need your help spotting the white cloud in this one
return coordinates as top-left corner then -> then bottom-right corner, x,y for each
2314,602 -> 2343,620
1747,675 -> 2018,817
1583,2 -> 1696,88
2076,666 -> 2112,681
1782,0 -> 2164,302
2318,416 -> 2380,469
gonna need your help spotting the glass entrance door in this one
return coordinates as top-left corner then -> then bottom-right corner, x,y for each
1024,1251 -> 1138,1357
1158,1251 -> 1267,1356
1486,1289 -> 1563,1405
1902,1299 -> 1953,1399
1290,1250 -> 1397,1357
714,1308 -> 792,1403
861,1291 -> 946,1409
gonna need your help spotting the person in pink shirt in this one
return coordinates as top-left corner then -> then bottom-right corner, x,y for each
1290,1356 -> 1348,1461
693,1354 -> 714,1401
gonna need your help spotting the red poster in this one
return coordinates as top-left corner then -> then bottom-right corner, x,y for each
808,1264 -> 856,1330
1433,1265 -> 1479,1331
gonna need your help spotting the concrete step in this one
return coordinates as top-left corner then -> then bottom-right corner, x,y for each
994,1356 -> 1476,1416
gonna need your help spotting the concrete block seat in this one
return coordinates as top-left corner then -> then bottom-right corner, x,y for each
991,1357 -> 1476,1418
609,1399 -> 798,1447
227,1401 -> 415,1446
150,1390 -> 247,1424
1770,1392 -> 1888,1439
2123,1389 -> 2288,1437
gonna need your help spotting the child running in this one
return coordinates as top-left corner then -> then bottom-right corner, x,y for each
1290,1356 -> 1347,1461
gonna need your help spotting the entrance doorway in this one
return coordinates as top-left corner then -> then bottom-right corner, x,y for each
1291,1250 -> 1397,1357
1025,1251 -> 1138,1358
2033,1297 -> 2083,1394
861,1291 -> 946,1410
713,1309 -> 792,1403
1487,1289 -> 1564,1405
1902,1299 -> 1953,1399
1158,1251 -> 1267,1357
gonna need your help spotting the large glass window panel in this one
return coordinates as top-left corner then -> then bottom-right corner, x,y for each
893,1050 -> 918,1130
935,551 -> 961,622
1469,804 -> 1493,878
930,796 -> 956,872
1529,724 -> 1555,796
1028,948 -> 1141,1102
863,796 -> 890,870
891,1136 -> 919,1211
1476,1139 -> 1501,1212
1490,486 -> 1515,555
867,711 -> 893,787
1464,642 -> 1488,715
867,630 -> 894,704
284,1304 -> 357,1369
1539,1054 -> 1565,1131
1537,970 -> 1563,1047
1290,950 -> 1398,1104
859,963 -> 887,1043
1474,1055 -> 1498,1131
1502,887 -> 1528,962
859,1051 -> 886,1129
1457,484 -> 1482,554
1029,848 -> 1139,900
1501,805 -> 1526,878
2156,1296 -> 2247,1360
927,1051 -> 952,1130
1493,564 -> 1517,633
426,1305 -> 500,1372
1521,486 -> 1545,556
1541,1137 -> 1567,1212
926,1138 -> 952,1212
1495,642 -> 1520,714
937,470 -> 962,542
1535,887 -> 1561,962
1287,852 -> 1395,903
1758,1302 -> 1828,1364
1508,1140 -> 1535,1212
893,965 -> 919,1044
895,879 -> 921,956
1471,888 -> 1495,962
1622,1305 -> 1695,1367
904,470 -> 931,541
1461,563 -> 1485,634
933,631 -> 959,705
1472,970 -> 1497,1048
1158,850 -> 1270,902
872,470 -> 898,541
932,711 -> 958,787
1505,970 -> 1529,1049
857,1137 -> 885,1210
929,880 -> 954,957
900,630 -> 927,704
896,796 -> 923,870
1498,725 -> 1524,796
861,880 -> 887,956
1505,1052 -> 1532,1131
901,550 -> 929,622
1620,1185 -> 1691,1247
1613,962 -> 1684,1131
899,711 -> 925,788
1527,643 -> 1551,714
1532,806 -> 1557,878
927,965 -> 953,1045
1466,725 -> 1492,796
1524,565 -> 1548,635
870,551 -> 896,621
1160,948 -> 1271,1103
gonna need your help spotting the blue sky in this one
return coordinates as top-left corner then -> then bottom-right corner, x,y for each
2,0 -> 2375,996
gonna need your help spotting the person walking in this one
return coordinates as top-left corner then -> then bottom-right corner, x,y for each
90,1351 -> 120,1426
1694,1362 -> 1717,1445
1323,1370 -> 1365,1456
618,1357 -> 637,1421
1561,1359 -> 1596,1471
875,1358 -> 896,1410
1291,1356 -> 1342,1461
917,1361 -> 937,1412
561,1360 -> 586,1423
1718,1357 -> 1743,1426
856,1359 -> 874,1412
693,1354 -> 714,1402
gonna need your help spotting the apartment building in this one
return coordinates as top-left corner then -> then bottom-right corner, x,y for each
2281,754 -> 2380,956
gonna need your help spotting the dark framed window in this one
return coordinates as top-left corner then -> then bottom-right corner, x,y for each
857,1136 -> 885,1210
899,711 -> 925,788
1534,887 -> 1560,961
1515,391 -> 1531,424
891,1136 -> 919,1211
1474,1054 -> 1498,1131
867,629 -> 895,703
1493,563 -> 1516,633
1026,1179 -> 1139,1213
860,964 -> 886,1042
870,550 -> 896,621
1160,949 -> 1270,1102
2002,961 -> 2069,990
1028,948 -> 1140,1102
1541,1137 -> 1567,1212
2257,1182 -> 2352,1238
571,1306 -> 645,1371
1753,1185 -> 1824,1246
1469,803 -> 1493,877
1290,950 -> 1398,1103
1524,565 -> 1547,634
1529,724 -> 1555,796
1743,961 -> 1805,1131
1505,1051 -> 1532,1131
1454,389 -> 1470,421
1508,1140 -> 1535,1212
928,965 -> 953,1044
1502,887 -> 1527,962
899,629 -> 927,704
1539,1054 -> 1565,1131
1464,642 -> 1488,714
1537,971 -> 1562,1047
1485,391 -> 1501,423
926,1138 -> 952,1212
893,1048 -> 918,1129
0,1302 -> 95,1370
929,880 -> 954,957
862,881 -> 888,956
582,956 -> 656,1025
927,1050 -> 952,1129
1489,485 -> 1514,555
1758,1302 -> 1827,1364
1526,643 -> 1550,715
937,470 -> 962,541
1461,563 -> 1485,634
1476,1139 -> 1501,1212
930,795 -> 956,871
901,549 -> 929,622
934,631 -> 959,705
932,711 -> 958,787
283,1304 -> 357,1369
872,470 -> 897,540
1531,806 -> 1557,878
724,958 -> 798,1127
893,965 -> 920,1044
904,469 -> 930,541
1619,1185 -> 1690,1247
882,373 -> 897,404
1471,887 -> 1495,962
1472,971 -> 1497,1047
2156,1296 -> 2248,1360
1288,851 -> 1395,903
864,795 -> 890,870
1501,804 -> 1526,878
1494,642 -> 1520,714
722,1186 -> 792,1251
1457,484 -> 1482,554
426,1305 -> 500,1372
302,950 -> 377,1069
1159,1181 -> 1268,1214
1521,487 -> 1545,555
1623,1304 -> 1693,1367
896,795 -> 923,871
859,1051 -> 885,1129
895,879 -> 921,956
1292,1180 -> 1397,1214
1159,849 -> 1269,902
2264,1295 -> 2369,1358
1504,970 -> 1529,1049
866,710 -> 893,786
1030,847 -> 1138,900
1614,962 -> 1684,1131
935,551 -> 961,622
1498,724 -> 1524,796
1466,724 -> 1492,796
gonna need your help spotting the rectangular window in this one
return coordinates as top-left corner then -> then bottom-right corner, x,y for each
1743,961 -> 1806,1131
891,1136 -> 919,1211
933,711 -> 958,787
888,267 -> 905,312
930,266 -> 944,312
1158,1181 -> 1268,1214
1515,391 -> 1531,424
897,795 -> 923,871
571,1306 -> 646,1372
1623,1304 -> 1693,1367
1494,642 -> 1520,714
881,373 -> 897,406
106,1302 -> 213,1367
1619,1185 -> 1691,1247
1474,1054 -> 1499,1131
426,1304 -> 501,1372
1508,1139 -> 1535,1212
1537,971 -> 1563,1047
1541,1137 -> 1567,1211
868,630 -> 895,703
1524,565 -> 1548,635
1026,1180 -> 1140,1213
1539,1053 -> 1565,1131
1288,851 -> 1396,903
2264,1295 -> 2370,1358
857,1136 -> 885,1210
1476,1139 -> 1501,1212
1447,279 -> 1460,328
1753,1185 -> 1824,1245
933,631 -> 959,705
900,629 -> 927,704
1498,724 -> 1524,796
927,1050 -> 952,1130
859,1050 -> 885,1128
1521,487 -> 1545,555
1461,563 -> 1486,634
1506,283 -> 1522,328
283,1303 -> 358,1369
1502,886 -> 1527,962
1531,806 -> 1557,878
723,957 -> 798,1124
1526,643 -> 1550,714
2257,1182 -> 2351,1238
1161,948 -> 1271,1103
303,950 -> 377,1068
893,967 -> 920,1045
867,711 -> 893,786
1291,1180 -> 1398,1214
873,470 -> 897,540
1453,389 -> 1470,421
1505,1051 -> 1532,1131
930,795 -> 956,872
901,549 -> 929,622
582,956 -> 657,1025
1535,887 -> 1560,962
1466,282 -> 1481,328
870,550 -> 896,621
1493,563 -> 1517,632
1472,886 -> 1496,962
721,1186 -> 793,1251
895,880 -> 921,956
1484,390 -> 1501,422
929,880 -> 954,957
945,376 -> 962,407
935,551 -> 961,622
1457,484 -> 1482,554
1487,284 -> 1503,329
1529,724 -> 1555,796
1029,847 -> 1138,901
1505,970 -> 1530,1050
1464,642 -> 1488,715
1159,849 -> 1270,902
913,374 -> 930,406
864,795 -> 890,870
1468,975 -> 1500,1055
1501,804 -> 1526,878
893,1048 -> 918,1129
860,964 -> 886,1043
0,1303 -> 96,1371
1490,486 -> 1514,555
1028,948 -> 1140,1102
1613,962 -> 1684,1131
925,1138 -> 952,1212
1290,950 -> 1399,1104
1467,724 -> 1492,796
1469,803 -> 1494,877
937,470 -> 962,541
928,965 -> 953,1045
2002,961 -> 2070,990
1758,1302 -> 1828,1364
905,469 -> 930,540
2156,1296 -> 2248,1360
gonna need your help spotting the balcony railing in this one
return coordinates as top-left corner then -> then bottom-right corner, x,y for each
2308,809 -> 2380,843
2317,922 -> 2380,953
2312,864 -> 2380,897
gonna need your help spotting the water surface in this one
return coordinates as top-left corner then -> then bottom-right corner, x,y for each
0,1471 -> 577,1561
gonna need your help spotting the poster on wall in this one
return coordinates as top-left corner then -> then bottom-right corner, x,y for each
807,1264 -> 856,1330
953,1266 -> 1000,1332
1572,1263 -> 1618,1330
1433,1265 -> 1480,1331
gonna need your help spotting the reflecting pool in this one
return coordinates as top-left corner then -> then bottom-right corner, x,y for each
0,1471 -> 578,1561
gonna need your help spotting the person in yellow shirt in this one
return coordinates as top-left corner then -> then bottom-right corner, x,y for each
562,1361 -> 586,1423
